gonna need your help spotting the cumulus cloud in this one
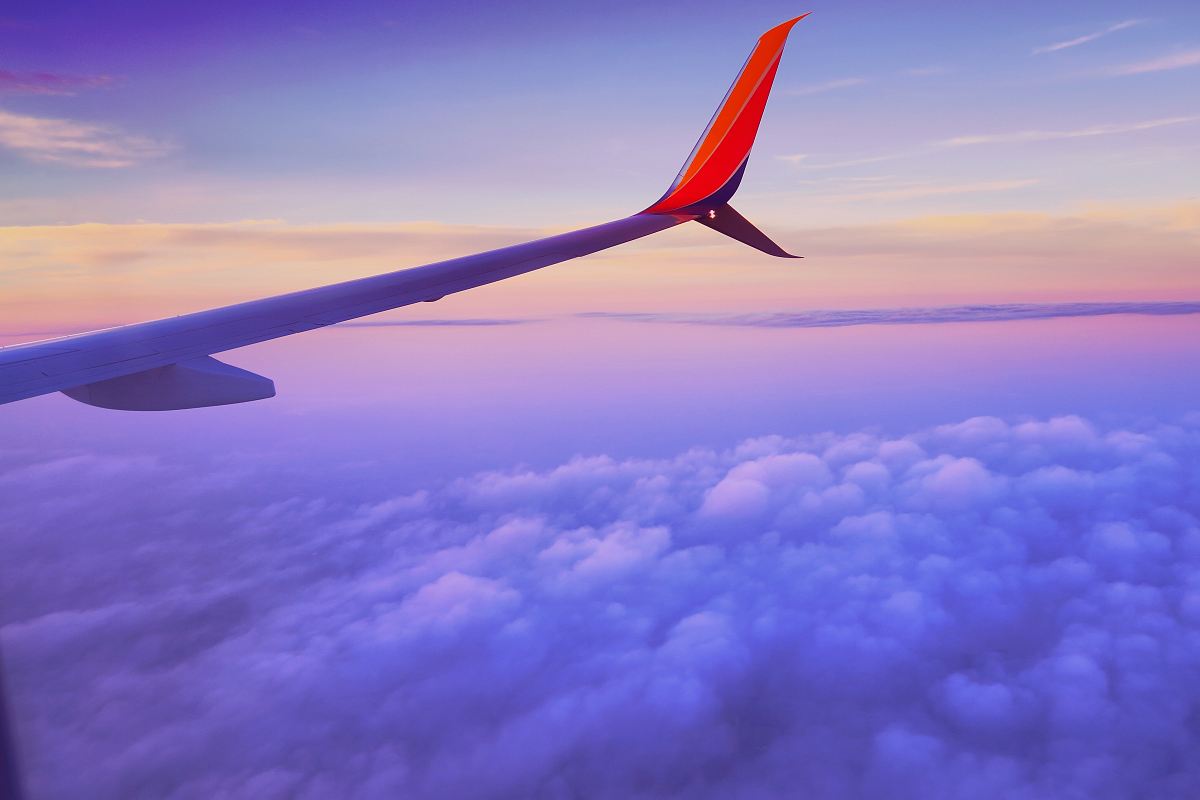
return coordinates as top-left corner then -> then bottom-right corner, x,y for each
580,301 -> 1200,329
3,415 -> 1200,798
0,109 -> 171,167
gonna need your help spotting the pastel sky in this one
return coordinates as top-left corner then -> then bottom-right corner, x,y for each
1,0 -> 1198,227
2,0 -> 1199,333
3,2 -> 1200,798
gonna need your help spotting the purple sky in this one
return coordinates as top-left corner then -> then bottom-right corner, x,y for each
3,2 -> 1200,798
2,0 -> 1199,226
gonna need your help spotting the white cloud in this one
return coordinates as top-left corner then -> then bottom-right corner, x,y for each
0,109 -> 171,168
1032,19 -> 1144,54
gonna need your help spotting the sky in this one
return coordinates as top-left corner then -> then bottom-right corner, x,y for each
2,1 -> 1200,798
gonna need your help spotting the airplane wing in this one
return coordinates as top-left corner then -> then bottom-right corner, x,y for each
0,14 -> 808,411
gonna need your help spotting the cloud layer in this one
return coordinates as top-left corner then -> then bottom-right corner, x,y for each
5,202 -> 1199,338
580,301 -> 1200,329
3,414 -> 1200,798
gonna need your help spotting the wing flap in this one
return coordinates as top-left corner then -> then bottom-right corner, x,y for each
61,355 -> 275,411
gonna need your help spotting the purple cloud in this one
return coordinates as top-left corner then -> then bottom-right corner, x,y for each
3,415 -> 1200,798
0,70 -> 113,96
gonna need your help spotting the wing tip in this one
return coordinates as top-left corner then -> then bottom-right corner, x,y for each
782,12 -> 813,27
766,13 -> 812,39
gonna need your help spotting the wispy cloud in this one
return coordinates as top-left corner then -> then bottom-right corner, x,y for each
581,301 -> 1200,330
939,115 -> 1199,147
904,65 -> 951,77
338,318 -> 538,328
1105,48 -> 1200,75
777,152 -> 908,170
786,77 -> 868,96
817,178 -> 1039,203
784,115 -> 1199,173
785,66 -> 947,101
1032,19 -> 1144,54
0,70 -> 113,96
0,109 -> 171,167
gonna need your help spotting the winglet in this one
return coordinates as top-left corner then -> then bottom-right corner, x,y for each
698,204 -> 802,258
643,14 -> 809,218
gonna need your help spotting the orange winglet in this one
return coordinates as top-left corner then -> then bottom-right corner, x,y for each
643,14 -> 808,215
